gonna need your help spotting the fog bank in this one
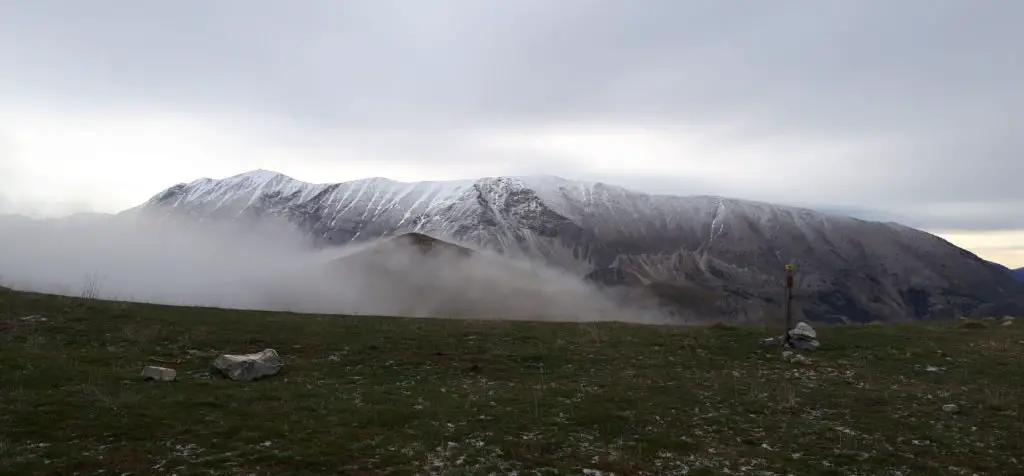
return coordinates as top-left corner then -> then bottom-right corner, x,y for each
0,213 -> 675,324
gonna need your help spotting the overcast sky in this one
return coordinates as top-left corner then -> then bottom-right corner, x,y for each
1,0 -> 1021,266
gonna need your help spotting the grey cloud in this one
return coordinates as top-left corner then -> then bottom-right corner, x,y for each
4,0 -> 1017,129
1,0 -> 1021,229
812,204 -> 1024,232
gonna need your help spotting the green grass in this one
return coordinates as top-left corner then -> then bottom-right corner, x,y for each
1,287 -> 1023,475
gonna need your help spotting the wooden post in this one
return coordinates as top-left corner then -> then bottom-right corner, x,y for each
783,263 -> 794,348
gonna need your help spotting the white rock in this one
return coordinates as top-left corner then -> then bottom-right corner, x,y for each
212,349 -> 283,381
942,404 -> 959,413
787,322 -> 820,350
141,366 -> 177,382
1002,320 -> 1013,327
790,322 -> 817,339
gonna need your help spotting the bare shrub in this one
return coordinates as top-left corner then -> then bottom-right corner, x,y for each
81,272 -> 103,300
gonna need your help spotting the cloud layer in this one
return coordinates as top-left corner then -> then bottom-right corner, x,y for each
0,214 -> 674,323
1,0 -> 1021,234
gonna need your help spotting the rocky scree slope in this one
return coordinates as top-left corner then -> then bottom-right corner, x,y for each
129,170 -> 1024,323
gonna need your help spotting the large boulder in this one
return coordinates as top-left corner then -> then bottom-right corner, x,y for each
760,322 -> 821,350
788,322 -> 820,350
212,349 -> 283,381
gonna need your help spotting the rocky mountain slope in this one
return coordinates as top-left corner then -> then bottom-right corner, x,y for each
988,261 -> 1024,284
129,170 -> 1024,323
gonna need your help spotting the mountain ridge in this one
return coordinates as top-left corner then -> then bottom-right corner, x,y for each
108,169 -> 1024,322
986,260 -> 1024,283
141,169 -> 874,220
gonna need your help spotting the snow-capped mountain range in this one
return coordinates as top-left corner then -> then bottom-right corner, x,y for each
122,169 -> 1024,323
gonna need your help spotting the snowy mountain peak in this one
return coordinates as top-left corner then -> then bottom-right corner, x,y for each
227,169 -> 291,182
140,170 -> 842,234
134,169 -> 1024,322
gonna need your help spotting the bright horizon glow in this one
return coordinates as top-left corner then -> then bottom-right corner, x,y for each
0,105 -> 906,216
934,230 -> 1024,269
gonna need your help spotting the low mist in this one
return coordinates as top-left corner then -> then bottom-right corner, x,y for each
0,213 -> 675,324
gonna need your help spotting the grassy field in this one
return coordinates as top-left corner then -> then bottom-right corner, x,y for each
1,286 -> 1023,475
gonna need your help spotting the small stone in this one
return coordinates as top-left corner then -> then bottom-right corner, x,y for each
19,315 -> 47,322
942,404 -> 959,413
1002,320 -> 1013,327
187,349 -> 218,358
141,366 -> 177,382
782,350 -> 794,360
185,369 -> 214,379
